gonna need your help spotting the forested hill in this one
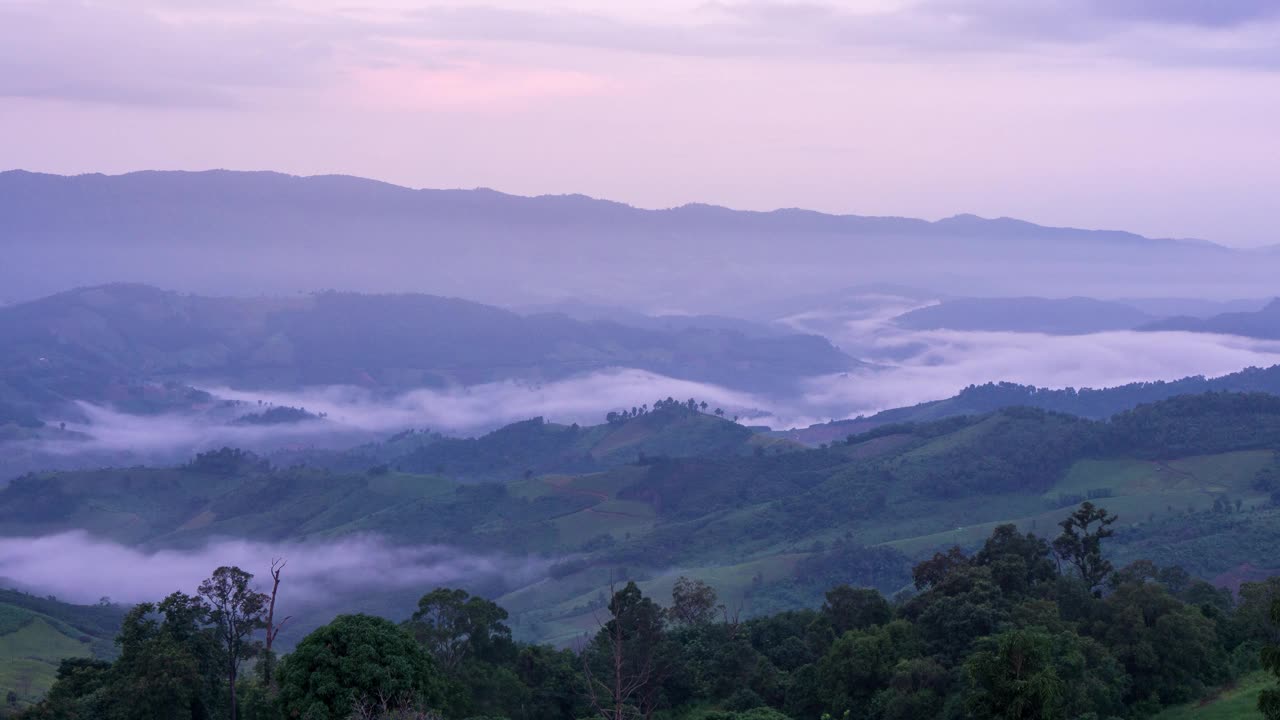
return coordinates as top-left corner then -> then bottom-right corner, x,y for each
0,283 -> 853,416
780,364 -> 1280,445
7,391 -> 1280,657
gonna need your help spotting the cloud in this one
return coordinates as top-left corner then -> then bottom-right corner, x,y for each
12,369 -> 775,466
8,0 -> 1280,110
390,1 -> 1280,69
204,369 -> 767,433
0,531 -> 549,606
26,324 -> 1280,462
799,329 -> 1280,419
0,0 -> 339,107
0,0 -> 618,108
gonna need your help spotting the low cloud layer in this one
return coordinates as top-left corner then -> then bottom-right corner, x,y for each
205,370 -> 766,435
0,531 -> 549,607
15,328 -> 1280,466
801,329 -> 1280,420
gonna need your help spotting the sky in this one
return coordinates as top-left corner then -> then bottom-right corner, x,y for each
2,0 -> 1280,246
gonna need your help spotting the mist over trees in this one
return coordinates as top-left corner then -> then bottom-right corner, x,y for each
17,507 -> 1280,720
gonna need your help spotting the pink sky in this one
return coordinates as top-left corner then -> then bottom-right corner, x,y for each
2,0 -> 1279,245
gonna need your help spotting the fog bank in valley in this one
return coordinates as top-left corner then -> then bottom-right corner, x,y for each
0,531 -> 550,607
12,329 -> 1280,469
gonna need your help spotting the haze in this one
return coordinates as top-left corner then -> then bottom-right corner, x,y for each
3,0 -> 1280,246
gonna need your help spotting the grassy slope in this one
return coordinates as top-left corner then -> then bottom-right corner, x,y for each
0,603 -> 114,708
1153,672 -> 1267,720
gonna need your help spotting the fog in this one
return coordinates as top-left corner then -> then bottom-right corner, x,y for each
0,531 -> 550,607
17,329 -> 1280,468
800,330 -> 1280,419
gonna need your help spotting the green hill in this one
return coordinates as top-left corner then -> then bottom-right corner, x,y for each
0,590 -> 124,710
1152,672 -> 1267,720
4,392 -> 1280,653
778,364 -> 1280,445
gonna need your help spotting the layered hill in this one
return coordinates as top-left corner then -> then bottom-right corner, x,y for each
1142,298 -> 1280,338
778,364 -> 1280,445
5,392 -> 1280,647
1,170 -> 1268,308
0,283 -> 854,418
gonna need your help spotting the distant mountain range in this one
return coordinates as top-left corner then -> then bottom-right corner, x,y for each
0,283 -> 854,417
3,169 -> 1275,309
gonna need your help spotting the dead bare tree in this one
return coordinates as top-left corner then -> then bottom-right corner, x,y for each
580,577 -> 665,720
721,596 -> 745,640
349,690 -> 444,720
262,558 -> 292,688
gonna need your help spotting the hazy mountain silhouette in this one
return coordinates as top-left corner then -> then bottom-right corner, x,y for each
1141,298 -> 1280,339
1,169 -> 1265,309
0,283 -> 856,414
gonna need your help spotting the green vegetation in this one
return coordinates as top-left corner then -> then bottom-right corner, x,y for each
1154,673 -> 1266,720
18,516 -> 1280,720
0,591 -> 124,712
8,392 -> 1280,654
781,364 -> 1280,446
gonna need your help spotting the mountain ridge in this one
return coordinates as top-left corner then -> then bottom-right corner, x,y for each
0,168 -> 1221,247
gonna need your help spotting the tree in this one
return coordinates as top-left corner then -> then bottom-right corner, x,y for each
406,588 -> 513,672
963,630 -> 1064,720
1051,502 -> 1116,594
198,566 -> 269,720
911,546 -> 968,591
670,577 -> 719,627
1261,595 -> 1280,719
816,620 -> 920,718
106,592 -> 222,720
973,525 -> 1056,597
821,586 -> 891,636
583,581 -> 668,720
277,614 -> 445,720
260,558 -> 291,689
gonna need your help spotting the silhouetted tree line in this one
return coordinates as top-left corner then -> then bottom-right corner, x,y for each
20,501 -> 1280,720
607,398 -> 720,425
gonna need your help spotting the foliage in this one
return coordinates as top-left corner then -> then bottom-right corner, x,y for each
1260,594 -> 1280,719
21,512 -> 1278,720
276,614 -> 445,720
1051,502 -> 1116,594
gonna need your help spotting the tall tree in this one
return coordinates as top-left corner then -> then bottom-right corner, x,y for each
1261,595 -> 1280,719
277,614 -> 444,720
1051,502 -> 1116,594
669,577 -> 719,627
583,581 -> 668,720
198,566 -> 269,720
821,585 -> 892,636
963,629 -> 1065,720
406,588 -> 513,672
260,558 -> 290,689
